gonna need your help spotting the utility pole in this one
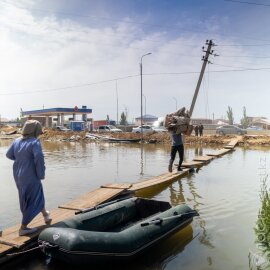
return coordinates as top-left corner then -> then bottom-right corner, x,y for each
189,39 -> 217,117
116,80 -> 119,125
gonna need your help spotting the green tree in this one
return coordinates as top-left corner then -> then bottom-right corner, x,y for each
227,106 -> 234,125
240,106 -> 250,128
120,112 -> 127,125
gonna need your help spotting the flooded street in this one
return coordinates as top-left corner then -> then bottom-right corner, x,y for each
1,140 -> 270,270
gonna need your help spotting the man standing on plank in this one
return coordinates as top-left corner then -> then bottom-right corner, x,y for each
168,128 -> 184,173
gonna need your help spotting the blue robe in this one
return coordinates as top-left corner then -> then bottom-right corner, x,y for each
6,137 -> 46,225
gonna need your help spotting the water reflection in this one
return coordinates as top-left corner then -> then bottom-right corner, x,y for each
169,181 -> 185,205
140,144 -> 144,176
173,174 -> 214,250
194,146 -> 203,156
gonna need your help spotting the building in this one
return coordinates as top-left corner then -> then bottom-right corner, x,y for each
135,114 -> 158,125
190,118 -> 213,125
247,116 -> 270,130
21,106 -> 92,128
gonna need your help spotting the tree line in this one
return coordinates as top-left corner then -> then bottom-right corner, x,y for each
226,106 -> 250,128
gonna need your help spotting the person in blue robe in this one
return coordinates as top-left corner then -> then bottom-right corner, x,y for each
6,120 -> 51,236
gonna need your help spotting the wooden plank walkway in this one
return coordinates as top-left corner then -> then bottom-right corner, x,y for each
0,186 -> 130,261
0,137 -> 239,264
181,161 -> 204,168
129,170 -> 189,192
59,185 -> 130,211
193,155 -> 214,162
224,138 -> 239,149
207,148 -> 233,157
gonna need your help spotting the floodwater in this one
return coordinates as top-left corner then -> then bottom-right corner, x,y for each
1,139 -> 270,270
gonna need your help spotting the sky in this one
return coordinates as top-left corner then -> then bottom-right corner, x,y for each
1,0 -> 270,123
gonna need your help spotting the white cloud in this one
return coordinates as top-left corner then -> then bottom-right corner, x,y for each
0,2 -> 269,123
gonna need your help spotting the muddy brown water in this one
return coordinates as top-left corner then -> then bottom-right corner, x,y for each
0,140 -> 270,270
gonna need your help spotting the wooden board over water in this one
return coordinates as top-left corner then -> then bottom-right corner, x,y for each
58,186 -> 129,211
0,186 -> 129,263
0,208 -> 76,248
193,155 -> 214,162
129,170 -> 189,192
101,183 -> 133,189
181,161 -> 204,168
224,138 -> 239,149
207,148 -> 233,157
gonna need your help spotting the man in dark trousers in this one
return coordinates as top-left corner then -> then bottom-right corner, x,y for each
194,125 -> 199,136
199,123 -> 204,136
168,128 -> 184,172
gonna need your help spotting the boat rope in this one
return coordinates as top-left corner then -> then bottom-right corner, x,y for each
6,245 -> 41,256
6,242 -> 57,257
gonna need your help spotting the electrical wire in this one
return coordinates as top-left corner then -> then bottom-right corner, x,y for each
1,67 -> 270,96
224,0 -> 270,7
218,43 -> 270,47
0,74 -> 139,96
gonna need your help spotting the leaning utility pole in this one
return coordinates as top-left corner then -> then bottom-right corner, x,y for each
189,39 -> 217,117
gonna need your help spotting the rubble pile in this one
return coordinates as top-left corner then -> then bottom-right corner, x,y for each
164,107 -> 193,135
1,126 -> 270,146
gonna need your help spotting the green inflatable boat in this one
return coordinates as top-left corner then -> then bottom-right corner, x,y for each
38,197 -> 198,264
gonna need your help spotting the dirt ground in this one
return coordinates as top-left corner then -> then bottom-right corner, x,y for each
1,126 -> 270,146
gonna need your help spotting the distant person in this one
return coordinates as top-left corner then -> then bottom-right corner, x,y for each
6,120 -> 51,236
168,128 -> 184,173
199,123 -> 204,136
194,125 -> 199,136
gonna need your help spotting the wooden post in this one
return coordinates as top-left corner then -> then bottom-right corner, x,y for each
189,40 -> 214,117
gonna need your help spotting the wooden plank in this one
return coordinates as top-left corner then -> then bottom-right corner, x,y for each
224,145 -> 234,149
0,208 -> 76,249
193,155 -> 214,162
0,239 -> 20,248
207,148 -> 232,157
0,244 -> 11,256
101,183 -> 132,189
58,187 -> 126,211
0,238 -> 21,248
224,138 -> 239,149
130,170 -> 189,192
181,161 -> 204,168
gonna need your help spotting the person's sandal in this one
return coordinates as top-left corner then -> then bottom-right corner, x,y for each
43,211 -> 52,224
19,227 -> 38,236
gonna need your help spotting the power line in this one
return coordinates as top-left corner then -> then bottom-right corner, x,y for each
219,54 -> 270,58
2,67 -> 270,96
0,74 -> 139,96
224,0 -> 270,7
218,43 -> 270,47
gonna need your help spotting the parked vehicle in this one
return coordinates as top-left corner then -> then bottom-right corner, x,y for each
152,126 -> 168,133
55,126 -> 71,132
97,125 -> 122,133
216,125 -> 247,135
132,125 -> 153,133
246,126 -> 263,131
